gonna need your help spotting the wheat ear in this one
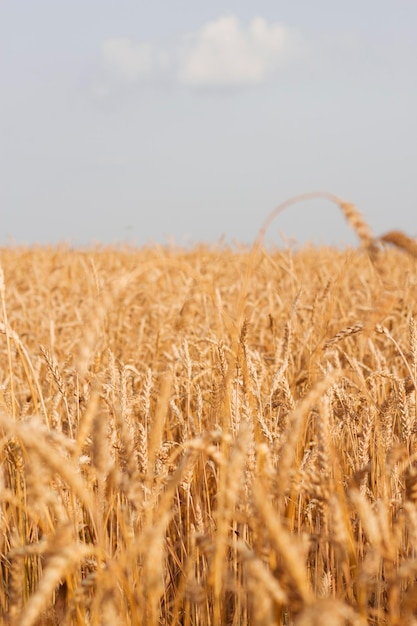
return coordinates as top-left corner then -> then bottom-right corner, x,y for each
256,192 -> 374,249
379,230 -> 417,258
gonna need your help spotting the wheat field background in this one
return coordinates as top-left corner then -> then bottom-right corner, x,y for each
1,199 -> 417,625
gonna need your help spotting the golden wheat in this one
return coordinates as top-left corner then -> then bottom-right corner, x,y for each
1,199 -> 417,624
379,230 -> 417,258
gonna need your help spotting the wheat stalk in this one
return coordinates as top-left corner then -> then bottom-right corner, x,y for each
379,230 -> 417,257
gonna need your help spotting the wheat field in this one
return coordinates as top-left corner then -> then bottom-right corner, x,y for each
1,200 -> 417,625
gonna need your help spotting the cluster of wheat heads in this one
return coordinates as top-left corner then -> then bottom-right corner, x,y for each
0,201 -> 417,625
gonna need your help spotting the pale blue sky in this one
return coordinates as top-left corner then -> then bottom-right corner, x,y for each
1,1 -> 416,247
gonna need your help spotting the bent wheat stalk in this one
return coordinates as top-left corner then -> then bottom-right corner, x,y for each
379,230 -> 417,258
255,191 -> 374,248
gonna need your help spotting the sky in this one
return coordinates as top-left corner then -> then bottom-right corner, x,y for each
1,1 -> 416,248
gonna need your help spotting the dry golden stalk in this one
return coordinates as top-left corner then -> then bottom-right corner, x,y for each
237,540 -> 287,622
398,379 -> 412,443
211,422 -> 252,622
276,370 -> 341,500
252,481 -> 313,606
358,406 -> 376,471
405,465 -> 417,504
0,265 -> 17,420
410,317 -> 417,370
256,191 -> 374,249
376,324 -> 417,391
39,345 -> 67,399
16,525 -> 93,626
380,230 -> 417,258
7,532 -> 25,625
324,323 -> 363,348
0,412 -> 94,514
146,370 -> 172,483
338,201 -> 374,248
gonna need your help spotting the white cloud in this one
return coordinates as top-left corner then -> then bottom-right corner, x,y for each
98,15 -> 304,90
178,15 -> 303,86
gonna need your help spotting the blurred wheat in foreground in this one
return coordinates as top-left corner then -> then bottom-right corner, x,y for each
1,230 -> 417,625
